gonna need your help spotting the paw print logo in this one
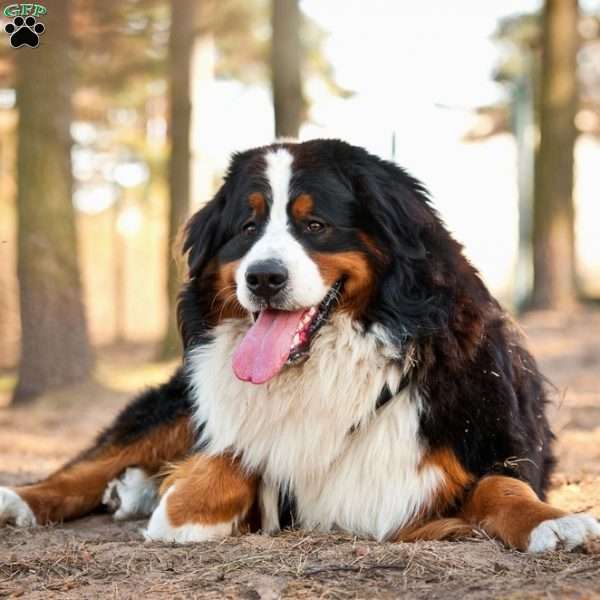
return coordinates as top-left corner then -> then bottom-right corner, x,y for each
4,15 -> 45,48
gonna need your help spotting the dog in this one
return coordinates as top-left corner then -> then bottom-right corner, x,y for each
1,139 -> 599,552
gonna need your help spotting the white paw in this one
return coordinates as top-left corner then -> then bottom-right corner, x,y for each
0,487 -> 36,527
143,485 -> 235,543
102,467 -> 158,521
528,514 -> 600,553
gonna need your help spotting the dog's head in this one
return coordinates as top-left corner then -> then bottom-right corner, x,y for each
180,139 -> 474,383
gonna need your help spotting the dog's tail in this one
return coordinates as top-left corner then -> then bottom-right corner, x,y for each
394,517 -> 477,542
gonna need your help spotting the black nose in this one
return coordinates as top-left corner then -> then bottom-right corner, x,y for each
245,260 -> 288,300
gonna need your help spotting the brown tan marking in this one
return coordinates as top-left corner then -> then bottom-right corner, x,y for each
358,231 -> 386,262
213,259 -> 245,321
160,454 -> 258,532
312,251 -> 375,317
461,475 -> 566,551
249,192 -> 266,216
421,447 -> 473,514
396,473 -> 569,548
395,517 -> 476,542
12,417 -> 192,524
291,193 -> 314,220
394,447 -> 475,542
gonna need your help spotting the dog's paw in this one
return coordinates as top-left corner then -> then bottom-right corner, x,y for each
528,514 -> 600,553
143,485 -> 235,543
102,467 -> 158,521
0,487 -> 36,527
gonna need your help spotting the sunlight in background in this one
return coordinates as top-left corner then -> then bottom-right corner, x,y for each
300,0 -> 534,300
190,0 -> 600,303
116,205 -> 143,237
575,136 -> 600,296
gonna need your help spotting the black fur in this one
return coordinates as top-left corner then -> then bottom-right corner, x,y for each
72,368 -> 195,466
94,368 -> 193,447
278,487 -> 297,530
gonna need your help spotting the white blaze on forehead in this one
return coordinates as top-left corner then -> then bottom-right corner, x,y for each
265,148 -> 294,228
235,148 -> 328,311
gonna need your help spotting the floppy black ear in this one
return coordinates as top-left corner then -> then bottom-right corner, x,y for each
353,159 -> 434,261
183,185 -> 227,279
350,156 -> 449,343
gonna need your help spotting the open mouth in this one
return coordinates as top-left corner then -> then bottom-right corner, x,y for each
286,280 -> 342,364
232,280 -> 342,384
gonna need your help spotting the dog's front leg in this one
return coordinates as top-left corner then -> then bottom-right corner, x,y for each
462,475 -> 600,552
144,453 -> 258,543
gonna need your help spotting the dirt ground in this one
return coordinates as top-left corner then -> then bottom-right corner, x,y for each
1,310 -> 600,599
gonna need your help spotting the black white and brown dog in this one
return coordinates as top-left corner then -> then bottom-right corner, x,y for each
1,139 -> 598,552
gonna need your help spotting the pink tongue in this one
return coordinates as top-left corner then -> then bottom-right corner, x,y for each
232,309 -> 305,384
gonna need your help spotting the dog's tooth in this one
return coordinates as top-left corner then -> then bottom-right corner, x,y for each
292,333 -> 300,346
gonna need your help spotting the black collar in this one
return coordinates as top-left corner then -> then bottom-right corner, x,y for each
375,373 -> 411,411
349,374 -> 411,435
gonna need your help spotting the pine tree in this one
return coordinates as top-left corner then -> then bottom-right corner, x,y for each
13,0 -> 93,402
532,0 -> 579,309
158,0 -> 197,359
271,0 -> 303,137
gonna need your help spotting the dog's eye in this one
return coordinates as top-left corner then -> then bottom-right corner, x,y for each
242,221 -> 258,236
306,220 -> 326,233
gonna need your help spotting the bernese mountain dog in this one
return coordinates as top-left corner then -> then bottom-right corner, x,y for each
1,139 -> 599,552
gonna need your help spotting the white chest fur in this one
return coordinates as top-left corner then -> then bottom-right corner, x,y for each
188,315 -> 443,541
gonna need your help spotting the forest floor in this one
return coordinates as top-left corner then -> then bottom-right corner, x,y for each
1,310 -> 600,599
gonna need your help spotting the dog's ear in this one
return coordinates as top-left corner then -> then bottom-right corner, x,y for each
183,185 -> 227,279
353,159 -> 434,262
350,156 -> 448,343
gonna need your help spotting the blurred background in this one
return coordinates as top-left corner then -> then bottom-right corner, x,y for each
0,0 -> 599,437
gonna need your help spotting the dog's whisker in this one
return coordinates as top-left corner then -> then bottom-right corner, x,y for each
211,285 -> 237,311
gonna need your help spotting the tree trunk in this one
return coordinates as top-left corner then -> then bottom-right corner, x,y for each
271,0 -> 303,138
13,0 -> 93,403
531,0 -> 579,309
157,0 -> 197,360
